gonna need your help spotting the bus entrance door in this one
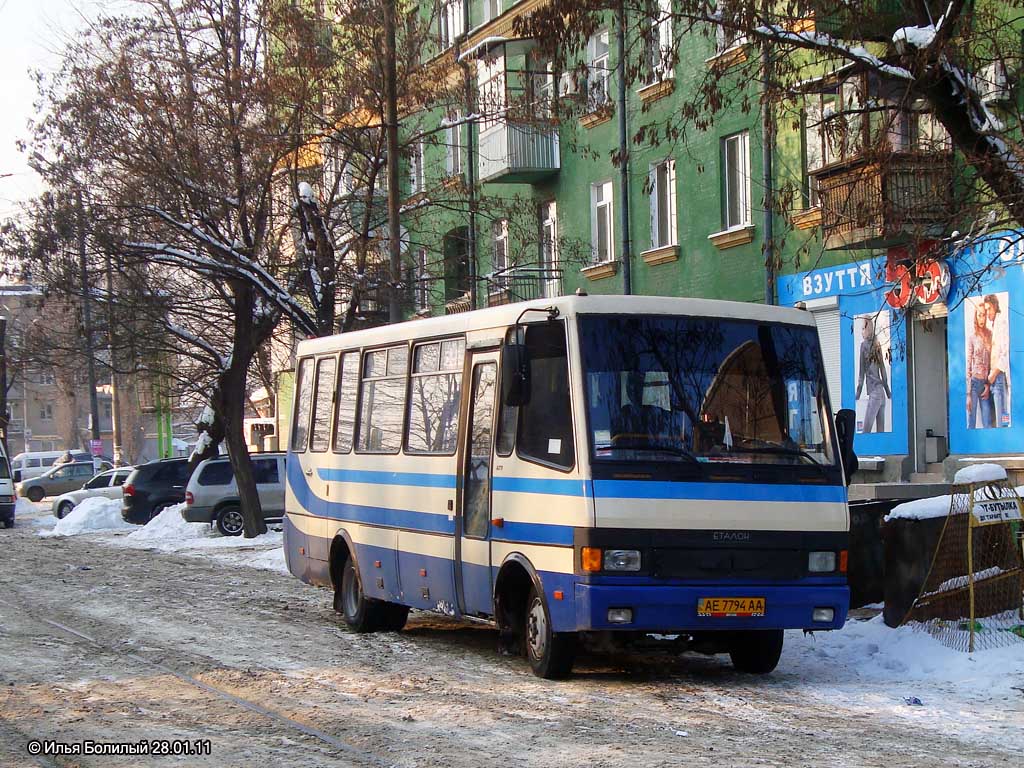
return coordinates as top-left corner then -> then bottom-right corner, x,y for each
456,354 -> 499,617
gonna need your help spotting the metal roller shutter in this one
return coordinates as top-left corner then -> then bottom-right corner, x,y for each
810,307 -> 842,409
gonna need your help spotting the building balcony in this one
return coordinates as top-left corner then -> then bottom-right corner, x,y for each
478,122 -> 559,185
485,268 -> 563,305
812,152 -> 953,250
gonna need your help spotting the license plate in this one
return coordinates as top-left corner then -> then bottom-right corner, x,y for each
698,597 -> 766,617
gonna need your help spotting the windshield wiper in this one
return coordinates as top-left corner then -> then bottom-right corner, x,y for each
726,441 -> 829,470
615,444 -> 701,463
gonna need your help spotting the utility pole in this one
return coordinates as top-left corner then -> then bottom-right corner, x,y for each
616,0 -> 632,295
383,0 -> 403,324
0,316 -> 8,458
106,250 -> 123,465
77,190 -> 101,468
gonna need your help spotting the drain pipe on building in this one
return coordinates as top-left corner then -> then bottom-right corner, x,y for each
616,0 -> 632,295
457,15 -> 479,311
760,14 -> 776,306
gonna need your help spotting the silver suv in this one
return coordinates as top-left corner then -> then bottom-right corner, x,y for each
182,453 -> 286,536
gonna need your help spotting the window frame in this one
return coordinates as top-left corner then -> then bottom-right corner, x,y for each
721,130 -> 751,230
290,356 -> 315,454
511,320 -> 577,474
586,30 -> 611,110
332,351 -> 361,454
539,200 -> 559,298
355,343 -> 410,455
645,0 -> 674,84
491,218 -> 509,290
403,336 -> 467,456
590,180 -> 615,264
309,355 -> 338,454
409,138 -> 425,195
444,114 -> 464,177
649,157 -> 678,249
439,0 -> 465,50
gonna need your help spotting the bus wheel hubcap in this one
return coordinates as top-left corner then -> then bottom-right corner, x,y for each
527,599 -> 547,659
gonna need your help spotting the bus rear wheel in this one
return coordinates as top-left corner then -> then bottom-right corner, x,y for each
524,585 -> 576,679
729,630 -> 784,674
338,557 -> 402,633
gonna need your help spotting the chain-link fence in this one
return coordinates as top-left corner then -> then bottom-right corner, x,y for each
903,478 -> 1024,651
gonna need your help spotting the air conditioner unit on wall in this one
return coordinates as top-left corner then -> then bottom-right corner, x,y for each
978,61 -> 1012,105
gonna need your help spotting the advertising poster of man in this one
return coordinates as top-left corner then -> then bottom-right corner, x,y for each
853,311 -> 893,433
964,292 -> 1011,429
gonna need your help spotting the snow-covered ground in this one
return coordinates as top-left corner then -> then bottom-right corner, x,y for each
10,494 -> 1023,757
29,498 -> 287,575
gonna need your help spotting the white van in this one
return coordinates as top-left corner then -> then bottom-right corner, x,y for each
10,451 -> 86,483
0,442 -> 14,528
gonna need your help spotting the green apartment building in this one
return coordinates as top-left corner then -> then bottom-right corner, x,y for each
398,0 -> 773,315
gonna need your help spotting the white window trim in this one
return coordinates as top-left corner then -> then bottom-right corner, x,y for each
409,139 -> 425,195
591,180 -> 615,265
444,115 -> 464,177
439,0 -> 465,50
647,0 -> 674,84
587,30 -> 611,110
722,131 -> 751,230
649,158 -> 678,249
491,219 -> 509,289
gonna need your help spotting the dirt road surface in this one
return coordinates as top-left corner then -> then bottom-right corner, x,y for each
0,507 -> 1019,768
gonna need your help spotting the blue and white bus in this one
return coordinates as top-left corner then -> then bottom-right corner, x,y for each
284,295 -> 856,678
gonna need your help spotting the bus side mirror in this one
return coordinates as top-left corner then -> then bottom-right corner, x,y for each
834,408 -> 858,485
501,341 -> 531,407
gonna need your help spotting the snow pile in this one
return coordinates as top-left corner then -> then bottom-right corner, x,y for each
40,497 -> 134,537
885,494 -> 953,522
15,498 -> 38,516
892,25 -> 936,52
953,462 -> 1007,485
126,502 -> 207,544
234,546 -> 290,575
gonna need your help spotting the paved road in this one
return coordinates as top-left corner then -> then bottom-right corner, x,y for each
0,513 -> 1018,767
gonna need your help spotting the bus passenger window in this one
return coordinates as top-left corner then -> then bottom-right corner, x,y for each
291,357 -> 315,452
309,357 -> 337,452
357,344 -> 408,453
333,352 -> 360,453
406,339 -> 464,454
518,322 -> 574,470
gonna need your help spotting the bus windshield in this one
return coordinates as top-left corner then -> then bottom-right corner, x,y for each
578,315 -> 835,467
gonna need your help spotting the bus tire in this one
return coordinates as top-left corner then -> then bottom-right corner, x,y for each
524,585 -> 576,679
338,556 -> 387,633
729,630 -> 784,674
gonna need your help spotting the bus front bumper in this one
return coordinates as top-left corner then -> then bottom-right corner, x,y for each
573,582 -> 848,632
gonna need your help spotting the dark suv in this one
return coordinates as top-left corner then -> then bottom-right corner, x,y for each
121,458 -> 193,524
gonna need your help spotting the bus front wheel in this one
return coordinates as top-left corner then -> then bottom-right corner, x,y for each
729,630 -> 784,674
524,585 -> 576,679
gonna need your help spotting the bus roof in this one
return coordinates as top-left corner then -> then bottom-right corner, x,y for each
295,295 -> 817,356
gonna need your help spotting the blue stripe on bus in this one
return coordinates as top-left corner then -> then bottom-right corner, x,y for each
292,462 -> 572,544
491,476 -> 587,496
592,480 -> 847,503
492,520 -> 575,545
316,468 -> 457,488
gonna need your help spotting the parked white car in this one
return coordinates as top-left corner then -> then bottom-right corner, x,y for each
52,467 -> 135,519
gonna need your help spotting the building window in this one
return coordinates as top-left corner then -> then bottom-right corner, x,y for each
646,0 -> 673,83
540,200 -> 560,298
591,181 -> 614,264
650,158 -> 677,248
714,3 -> 747,54
482,0 -> 500,23
439,0 -> 464,50
721,131 -> 751,230
477,53 -> 506,133
444,114 -> 463,177
39,402 -> 53,421
408,139 -> 424,195
491,219 -> 509,289
531,56 -> 554,116
586,30 -> 611,110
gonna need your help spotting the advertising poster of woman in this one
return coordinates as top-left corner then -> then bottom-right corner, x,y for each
965,293 -> 1011,429
853,311 -> 893,433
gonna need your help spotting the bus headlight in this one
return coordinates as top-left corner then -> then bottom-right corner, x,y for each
808,551 -> 837,572
603,549 -> 641,571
